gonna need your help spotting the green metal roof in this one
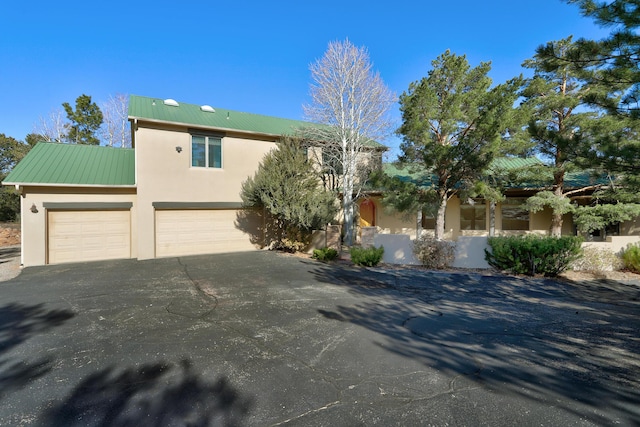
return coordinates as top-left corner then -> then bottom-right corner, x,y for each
488,157 -> 543,171
129,95 -> 317,136
382,157 -> 603,190
128,95 -> 386,148
3,143 -> 135,187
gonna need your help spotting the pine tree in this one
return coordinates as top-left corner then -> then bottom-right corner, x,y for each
396,50 -> 521,240
62,94 -> 104,145
520,37 -> 601,236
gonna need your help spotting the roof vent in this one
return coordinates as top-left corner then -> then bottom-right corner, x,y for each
200,105 -> 215,113
163,98 -> 179,107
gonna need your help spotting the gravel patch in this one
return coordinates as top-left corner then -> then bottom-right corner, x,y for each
0,245 -> 21,282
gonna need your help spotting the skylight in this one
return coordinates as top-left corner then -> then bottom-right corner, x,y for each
163,99 -> 179,107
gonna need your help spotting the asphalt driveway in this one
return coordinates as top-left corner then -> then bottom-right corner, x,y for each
0,251 -> 639,426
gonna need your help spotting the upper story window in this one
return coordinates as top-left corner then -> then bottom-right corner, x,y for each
192,135 -> 222,168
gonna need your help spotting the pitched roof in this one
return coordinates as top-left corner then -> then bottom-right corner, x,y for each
382,157 -> 606,190
2,143 -> 135,187
129,95 -> 315,137
487,157 -> 543,171
128,95 -> 386,148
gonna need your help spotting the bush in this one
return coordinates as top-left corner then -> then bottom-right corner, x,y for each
485,235 -> 583,277
413,236 -> 455,269
573,246 -> 623,272
350,246 -> 384,267
272,237 -> 307,253
312,247 -> 339,262
622,243 -> 640,273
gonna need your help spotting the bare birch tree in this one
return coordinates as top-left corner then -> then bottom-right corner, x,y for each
304,39 -> 395,246
34,108 -> 68,142
101,93 -> 131,147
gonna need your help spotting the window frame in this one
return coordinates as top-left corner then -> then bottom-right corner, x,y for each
501,198 -> 530,231
190,132 -> 224,169
460,199 -> 487,231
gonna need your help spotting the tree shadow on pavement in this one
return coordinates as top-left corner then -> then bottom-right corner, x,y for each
40,359 -> 253,427
0,246 -> 20,264
0,303 -> 75,400
311,263 -> 640,426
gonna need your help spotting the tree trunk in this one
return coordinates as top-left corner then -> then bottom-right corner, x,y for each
489,200 -> 496,237
416,209 -> 423,240
343,178 -> 354,246
435,195 -> 447,241
550,210 -> 563,237
551,170 -> 564,237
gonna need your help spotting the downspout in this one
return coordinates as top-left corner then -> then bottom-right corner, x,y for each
17,185 -> 24,266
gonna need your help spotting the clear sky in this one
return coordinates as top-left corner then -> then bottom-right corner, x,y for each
0,0 -> 608,158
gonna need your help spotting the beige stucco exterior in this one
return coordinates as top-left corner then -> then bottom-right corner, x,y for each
134,123 -> 277,260
14,117 -> 280,266
366,194 -> 613,242
18,187 -> 137,266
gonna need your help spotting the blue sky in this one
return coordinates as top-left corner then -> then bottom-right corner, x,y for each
1,0 -> 607,158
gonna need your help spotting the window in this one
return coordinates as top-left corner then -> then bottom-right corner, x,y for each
501,198 -> 529,230
460,199 -> 486,231
192,135 -> 222,168
322,149 -> 343,175
590,222 -> 620,239
421,210 -> 436,229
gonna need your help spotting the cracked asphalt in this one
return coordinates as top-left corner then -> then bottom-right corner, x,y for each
0,251 -> 639,426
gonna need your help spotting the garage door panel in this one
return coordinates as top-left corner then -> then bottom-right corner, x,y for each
48,210 -> 131,264
156,209 -> 261,257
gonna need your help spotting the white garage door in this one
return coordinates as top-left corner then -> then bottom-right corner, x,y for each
48,210 -> 131,264
155,209 -> 261,257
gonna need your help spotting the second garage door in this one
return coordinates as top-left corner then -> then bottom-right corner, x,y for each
155,209 -> 262,257
48,210 -> 131,265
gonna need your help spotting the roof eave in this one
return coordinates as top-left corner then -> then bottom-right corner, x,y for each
129,116 -> 291,139
3,182 -> 136,189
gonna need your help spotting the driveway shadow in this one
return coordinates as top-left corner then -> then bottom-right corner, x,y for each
0,303 -> 75,400
40,359 -> 253,427
311,263 -> 640,426
0,246 -> 20,265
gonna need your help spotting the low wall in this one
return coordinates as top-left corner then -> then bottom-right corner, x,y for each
373,233 -> 640,270
374,234 -> 420,265
452,236 -> 491,269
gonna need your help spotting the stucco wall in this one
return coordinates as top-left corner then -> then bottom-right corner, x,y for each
134,124 -> 278,260
20,187 -> 137,267
375,195 -> 594,239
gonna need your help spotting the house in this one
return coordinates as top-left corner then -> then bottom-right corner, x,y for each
4,95 -> 340,266
358,158 -> 640,267
360,158 -> 640,240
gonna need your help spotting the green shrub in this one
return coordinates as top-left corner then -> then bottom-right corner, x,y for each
622,243 -> 640,273
413,235 -> 455,269
312,247 -> 339,262
485,235 -> 583,277
350,246 -> 384,267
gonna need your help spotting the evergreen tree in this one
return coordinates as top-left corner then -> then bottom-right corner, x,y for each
396,50 -> 521,240
241,137 -> 338,251
0,134 -> 33,220
62,94 -> 103,145
561,1 -> 640,188
520,37 -> 602,236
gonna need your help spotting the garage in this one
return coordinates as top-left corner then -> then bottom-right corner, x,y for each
155,208 -> 262,257
47,209 -> 132,265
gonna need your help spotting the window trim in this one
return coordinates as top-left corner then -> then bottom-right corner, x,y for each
501,198 -> 530,231
191,133 -> 224,169
460,199 -> 487,231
